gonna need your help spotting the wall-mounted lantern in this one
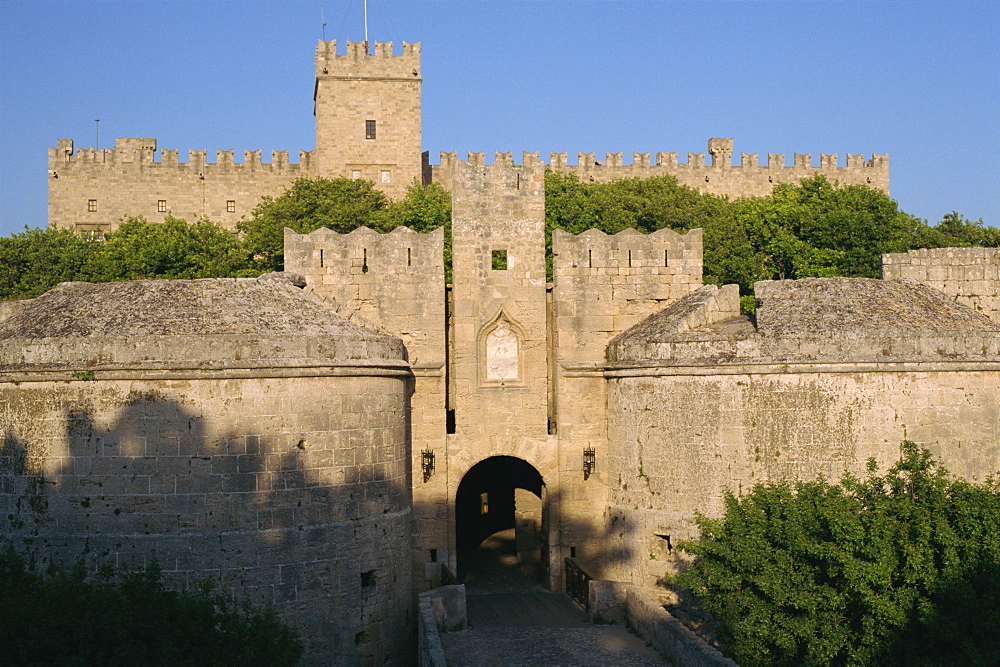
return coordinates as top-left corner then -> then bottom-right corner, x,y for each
583,447 -> 596,480
421,449 -> 435,483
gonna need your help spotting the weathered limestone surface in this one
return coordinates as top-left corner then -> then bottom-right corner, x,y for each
430,143 -> 889,199
882,247 -> 1000,322
0,275 -> 413,665
604,279 -> 1000,589
284,224 -> 449,592
314,40 -> 423,198
48,41 -> 888,236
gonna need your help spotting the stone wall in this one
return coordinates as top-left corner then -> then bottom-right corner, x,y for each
314,40 -> 423,198
48,139 -> 313,233
0,277 -> 415,664
0,375 -> 412,663
603,281 -> 1000,588
429,141 -> 889,199
551,226 -> 702,569
284,225 -> 449,592
882,247 -> 1000,322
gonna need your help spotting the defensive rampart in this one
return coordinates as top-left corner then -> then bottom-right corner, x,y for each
0,276 -> 414,664
603,279 -> 1000,589
48,138 -> 316,233
428,138 -> 889,199
882,247 -> 1000,322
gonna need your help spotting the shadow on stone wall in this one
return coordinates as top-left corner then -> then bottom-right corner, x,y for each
1,388 -> 413,664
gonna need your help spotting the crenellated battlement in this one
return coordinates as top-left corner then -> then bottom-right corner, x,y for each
314,39 -> 421,80
49,138 -> 314,170
433,147 -> 887,170
553,227 -> 702,274
48,138 -> 318,232
431,139 -> 889,199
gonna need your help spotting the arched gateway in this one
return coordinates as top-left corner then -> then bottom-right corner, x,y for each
455,456 -> 546,582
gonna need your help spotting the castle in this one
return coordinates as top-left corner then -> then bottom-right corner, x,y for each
3,40 -> 996,664
47,40 -> 889,236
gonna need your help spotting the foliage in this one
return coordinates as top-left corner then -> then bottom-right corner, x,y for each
375,181 -> 454,281
237,177 -> 453,272
1,174 -> 995,299
89,216 -> 258,281
676,442 -> 1000,665
374,180 -> 453,233
0,547 -> 303,665
910,211 -> 1000,249
237,177 -> 389,271
739,176 -> 919,279
544,171 -> 737,281
0,226 -> 103,300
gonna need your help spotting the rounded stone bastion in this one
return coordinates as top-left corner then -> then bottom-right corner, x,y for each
603,278 -> 1000,589
0,274 -> 413,664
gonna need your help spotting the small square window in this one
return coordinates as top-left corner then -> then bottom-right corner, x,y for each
351,170 -> 362,180
491,249 -> 508,270
226,200 -> 236,213
381,171 -> 390,183
157,200 -> 167,213
365,119 -> 376,140
87,199 -> 97,212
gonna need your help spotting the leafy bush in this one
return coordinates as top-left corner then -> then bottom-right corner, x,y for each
676,442 -> 1000,665
0,548 -> 302,665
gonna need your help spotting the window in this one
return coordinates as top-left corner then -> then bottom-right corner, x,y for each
226,200 -> 236,213
157,200 -> 167,213
491,249 -> 508,270
87,199 -> 97,212
365,119 -> 376,140
381,170 -> 390,183
351,170 -> 362,180
75,223 -> 106,241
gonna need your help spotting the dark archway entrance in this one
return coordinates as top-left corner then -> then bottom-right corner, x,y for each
455,456 -> 546,586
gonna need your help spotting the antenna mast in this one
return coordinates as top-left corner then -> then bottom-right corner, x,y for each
364,0 -> 369,54
321,4 -> 326,40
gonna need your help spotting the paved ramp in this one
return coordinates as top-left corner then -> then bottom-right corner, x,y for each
441,530 -> 668,665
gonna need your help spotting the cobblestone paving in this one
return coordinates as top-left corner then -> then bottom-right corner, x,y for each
441,625 -> 667,666
441,531 -> 668,665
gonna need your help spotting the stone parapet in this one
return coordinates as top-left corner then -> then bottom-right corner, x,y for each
882,247 -> 1000,323
429,140 -> 889,198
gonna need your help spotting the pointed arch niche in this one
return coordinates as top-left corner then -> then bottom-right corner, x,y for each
479,310 -> 526,387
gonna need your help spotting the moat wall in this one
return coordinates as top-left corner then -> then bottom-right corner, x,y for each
0,278 -> 414,665
603,281 -> 1000,589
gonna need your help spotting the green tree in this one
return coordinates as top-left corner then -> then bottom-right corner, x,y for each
677,442 -> 1000,665
374,180 -> 452,233
0,548 -> 302,664
89,216 -> 258,281
0,227 -> 103,300
238,177 -> 390,271
544,171 -> 740,282
731,176 -> 919,282
910,212 -> 1000,249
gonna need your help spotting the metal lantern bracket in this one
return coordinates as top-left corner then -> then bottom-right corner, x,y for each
583,447 -> 596,480
421,449 -> 435,483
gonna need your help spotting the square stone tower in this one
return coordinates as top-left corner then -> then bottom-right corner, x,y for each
314,40 -> 423,198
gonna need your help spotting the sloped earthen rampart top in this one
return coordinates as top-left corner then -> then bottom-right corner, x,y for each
754,277 -> 1000,335
608,278 -> 1000,368
0,274 -> 406,374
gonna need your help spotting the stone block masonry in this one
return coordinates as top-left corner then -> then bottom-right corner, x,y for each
49,40 -> 890,235
430,140 -> 889,200
882,247 -> 1000,322
0,277 -> 415,664
48,138 -> 313,234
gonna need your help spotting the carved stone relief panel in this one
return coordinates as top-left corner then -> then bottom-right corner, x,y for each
485,322 -> 519,380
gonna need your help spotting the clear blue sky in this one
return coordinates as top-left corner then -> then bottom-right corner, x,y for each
1,0 -> 997,237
